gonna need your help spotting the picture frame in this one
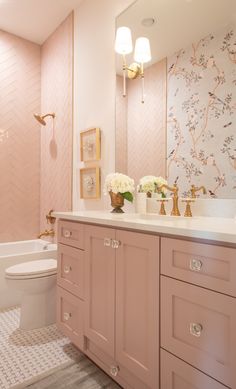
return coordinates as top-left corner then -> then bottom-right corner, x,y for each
80,167 -> 100,199
80,127 -> 101,162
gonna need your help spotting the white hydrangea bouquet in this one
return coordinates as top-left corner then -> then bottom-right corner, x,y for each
104,173 -> 135,202
138,175 -> 167,198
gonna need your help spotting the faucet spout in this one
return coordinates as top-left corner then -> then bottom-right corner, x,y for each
38,229 -> 55,239
190,185 -> 207,198
159,183 -> 180,216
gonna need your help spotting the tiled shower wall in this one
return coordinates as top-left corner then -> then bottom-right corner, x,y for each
0,13 -> 73,242
0,30 -> 41,242
40,13 -> 73,231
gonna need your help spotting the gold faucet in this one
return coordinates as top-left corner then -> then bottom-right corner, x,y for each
38,229 -> 55,239
159,183 -> 181,216
190,185 -> 207,198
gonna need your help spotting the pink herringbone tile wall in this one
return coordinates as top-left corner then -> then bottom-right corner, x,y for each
40,13 -> 73,232
0,30 -> 41,243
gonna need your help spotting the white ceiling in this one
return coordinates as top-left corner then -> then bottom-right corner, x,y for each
0,0 -> 83,44
117,0 -> 236,71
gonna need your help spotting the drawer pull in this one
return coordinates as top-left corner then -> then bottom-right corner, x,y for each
64,266 -> 72,274
63,230 -> 72,238
104,238 -> 111,247
190,322 -> 203,337
190,258 -> 203,272
110,365 -> 119,377
111,240 -> 121,249
63,312 -> 72,321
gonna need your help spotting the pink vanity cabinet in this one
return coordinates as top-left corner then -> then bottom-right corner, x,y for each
56,220 -> 159,389
84,225 -> 159,389
160,237 -> 236,389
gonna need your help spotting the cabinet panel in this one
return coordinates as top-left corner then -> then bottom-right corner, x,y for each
161,276 -> 236,387
116,230 -> 159,388
57,243 -> 84,299
161,237 -> 236,297
57,286 -> 84,350
84,225 -> 116,358
160,349 -> 228,389
58,220 -> 84,249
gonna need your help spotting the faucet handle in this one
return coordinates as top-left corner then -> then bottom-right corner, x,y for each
156,198 -> 169,215
181,198 -> 195,217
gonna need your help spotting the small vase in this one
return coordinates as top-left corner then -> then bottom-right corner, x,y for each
109,191 -> 124,213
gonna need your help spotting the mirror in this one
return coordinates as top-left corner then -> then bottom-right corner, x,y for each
115,0 -> 236,198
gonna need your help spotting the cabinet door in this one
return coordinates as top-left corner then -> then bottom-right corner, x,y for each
116,230 -> 159,389
84,225 -> 116,358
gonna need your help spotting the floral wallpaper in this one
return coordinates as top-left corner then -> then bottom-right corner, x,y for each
167,25 -> 236,198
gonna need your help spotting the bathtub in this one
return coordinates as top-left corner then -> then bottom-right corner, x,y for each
0,239 -> 57,310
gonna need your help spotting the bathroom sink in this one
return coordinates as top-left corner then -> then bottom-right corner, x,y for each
139,213 -> 194,221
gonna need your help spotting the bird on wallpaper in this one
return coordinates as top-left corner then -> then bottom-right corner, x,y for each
167,149 -> 175,159
223,122 -> 232,128
209,190 -> 217,198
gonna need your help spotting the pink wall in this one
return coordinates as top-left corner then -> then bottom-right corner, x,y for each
0,30 -> 41,242
40,13 -> 73,231
116,59 -> 167,184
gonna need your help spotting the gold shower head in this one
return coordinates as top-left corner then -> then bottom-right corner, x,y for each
34,113 -> 55,126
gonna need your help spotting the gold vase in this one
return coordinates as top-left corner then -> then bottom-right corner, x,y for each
109,191 -> 124,213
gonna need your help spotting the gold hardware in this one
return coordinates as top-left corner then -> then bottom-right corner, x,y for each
38,229 -> 55,239
110,365 -> 119,377
46,209 -> 56,225
156,198 -> 169,215
190,258 -> 203,272
190,185 -> 207,198
127,62 -> 142,79
159,184 -> 180,216
190,322 -> 203,337
181,198 -> 195,217
34,112 -> 55,126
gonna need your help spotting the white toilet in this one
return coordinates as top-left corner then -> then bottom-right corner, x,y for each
5,259 -> 57,330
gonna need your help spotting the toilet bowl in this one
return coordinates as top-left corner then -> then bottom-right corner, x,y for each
5,259 -> 57,330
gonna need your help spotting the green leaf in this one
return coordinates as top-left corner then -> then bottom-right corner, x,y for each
121,192 -> 133,202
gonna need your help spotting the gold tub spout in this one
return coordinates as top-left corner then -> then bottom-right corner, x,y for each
159,183 -> 181,216
38,229 -> 55,239
190,185 -> 207,198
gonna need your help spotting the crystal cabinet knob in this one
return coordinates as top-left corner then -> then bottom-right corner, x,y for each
63,230 -> 72,238
64,266 -> 72,274
110,365 -> 119,377
63,312 -> 72,321
111,240 -> 121,249
190,258 -> 203,272
190,322 -> 203,337
104,238 -> 111,247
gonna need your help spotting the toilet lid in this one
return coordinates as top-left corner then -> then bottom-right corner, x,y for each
5,259 -> 57,278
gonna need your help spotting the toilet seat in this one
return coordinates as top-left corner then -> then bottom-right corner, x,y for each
5,259 -> 57,280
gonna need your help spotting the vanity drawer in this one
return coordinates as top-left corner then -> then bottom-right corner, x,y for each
161,237 -> 236,297
160,349 -> 228,389
161,276 -> 236,387
58,220 -> 84,249
57,244 -> 85,299
57,286 -> 84,351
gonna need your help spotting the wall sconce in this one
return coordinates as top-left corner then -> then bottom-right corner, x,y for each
115,26 -> 151,103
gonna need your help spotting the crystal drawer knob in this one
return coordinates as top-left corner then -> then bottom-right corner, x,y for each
110,365 -> 119,377
64,266 -> 71,274
190,258 -> 202,272
63,230 -> 72,238
63,312 -> 72,321
111,240 -> 121,249
104,238 -> 111,247
190,322 -> 203,337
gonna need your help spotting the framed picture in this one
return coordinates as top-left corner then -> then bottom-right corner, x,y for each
80,128 -> 101,162
80,167 -> 100,199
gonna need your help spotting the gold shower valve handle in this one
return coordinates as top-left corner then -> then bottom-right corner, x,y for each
181,198 -> 195,217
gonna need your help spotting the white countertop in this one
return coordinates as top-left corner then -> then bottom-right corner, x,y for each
53,211 -> 236,245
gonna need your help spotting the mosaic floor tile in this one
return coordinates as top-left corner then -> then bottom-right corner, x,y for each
0,307 -> 82,389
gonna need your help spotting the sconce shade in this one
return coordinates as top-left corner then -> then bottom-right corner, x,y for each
115,26 -> 133,55
134,37 -> 152,63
